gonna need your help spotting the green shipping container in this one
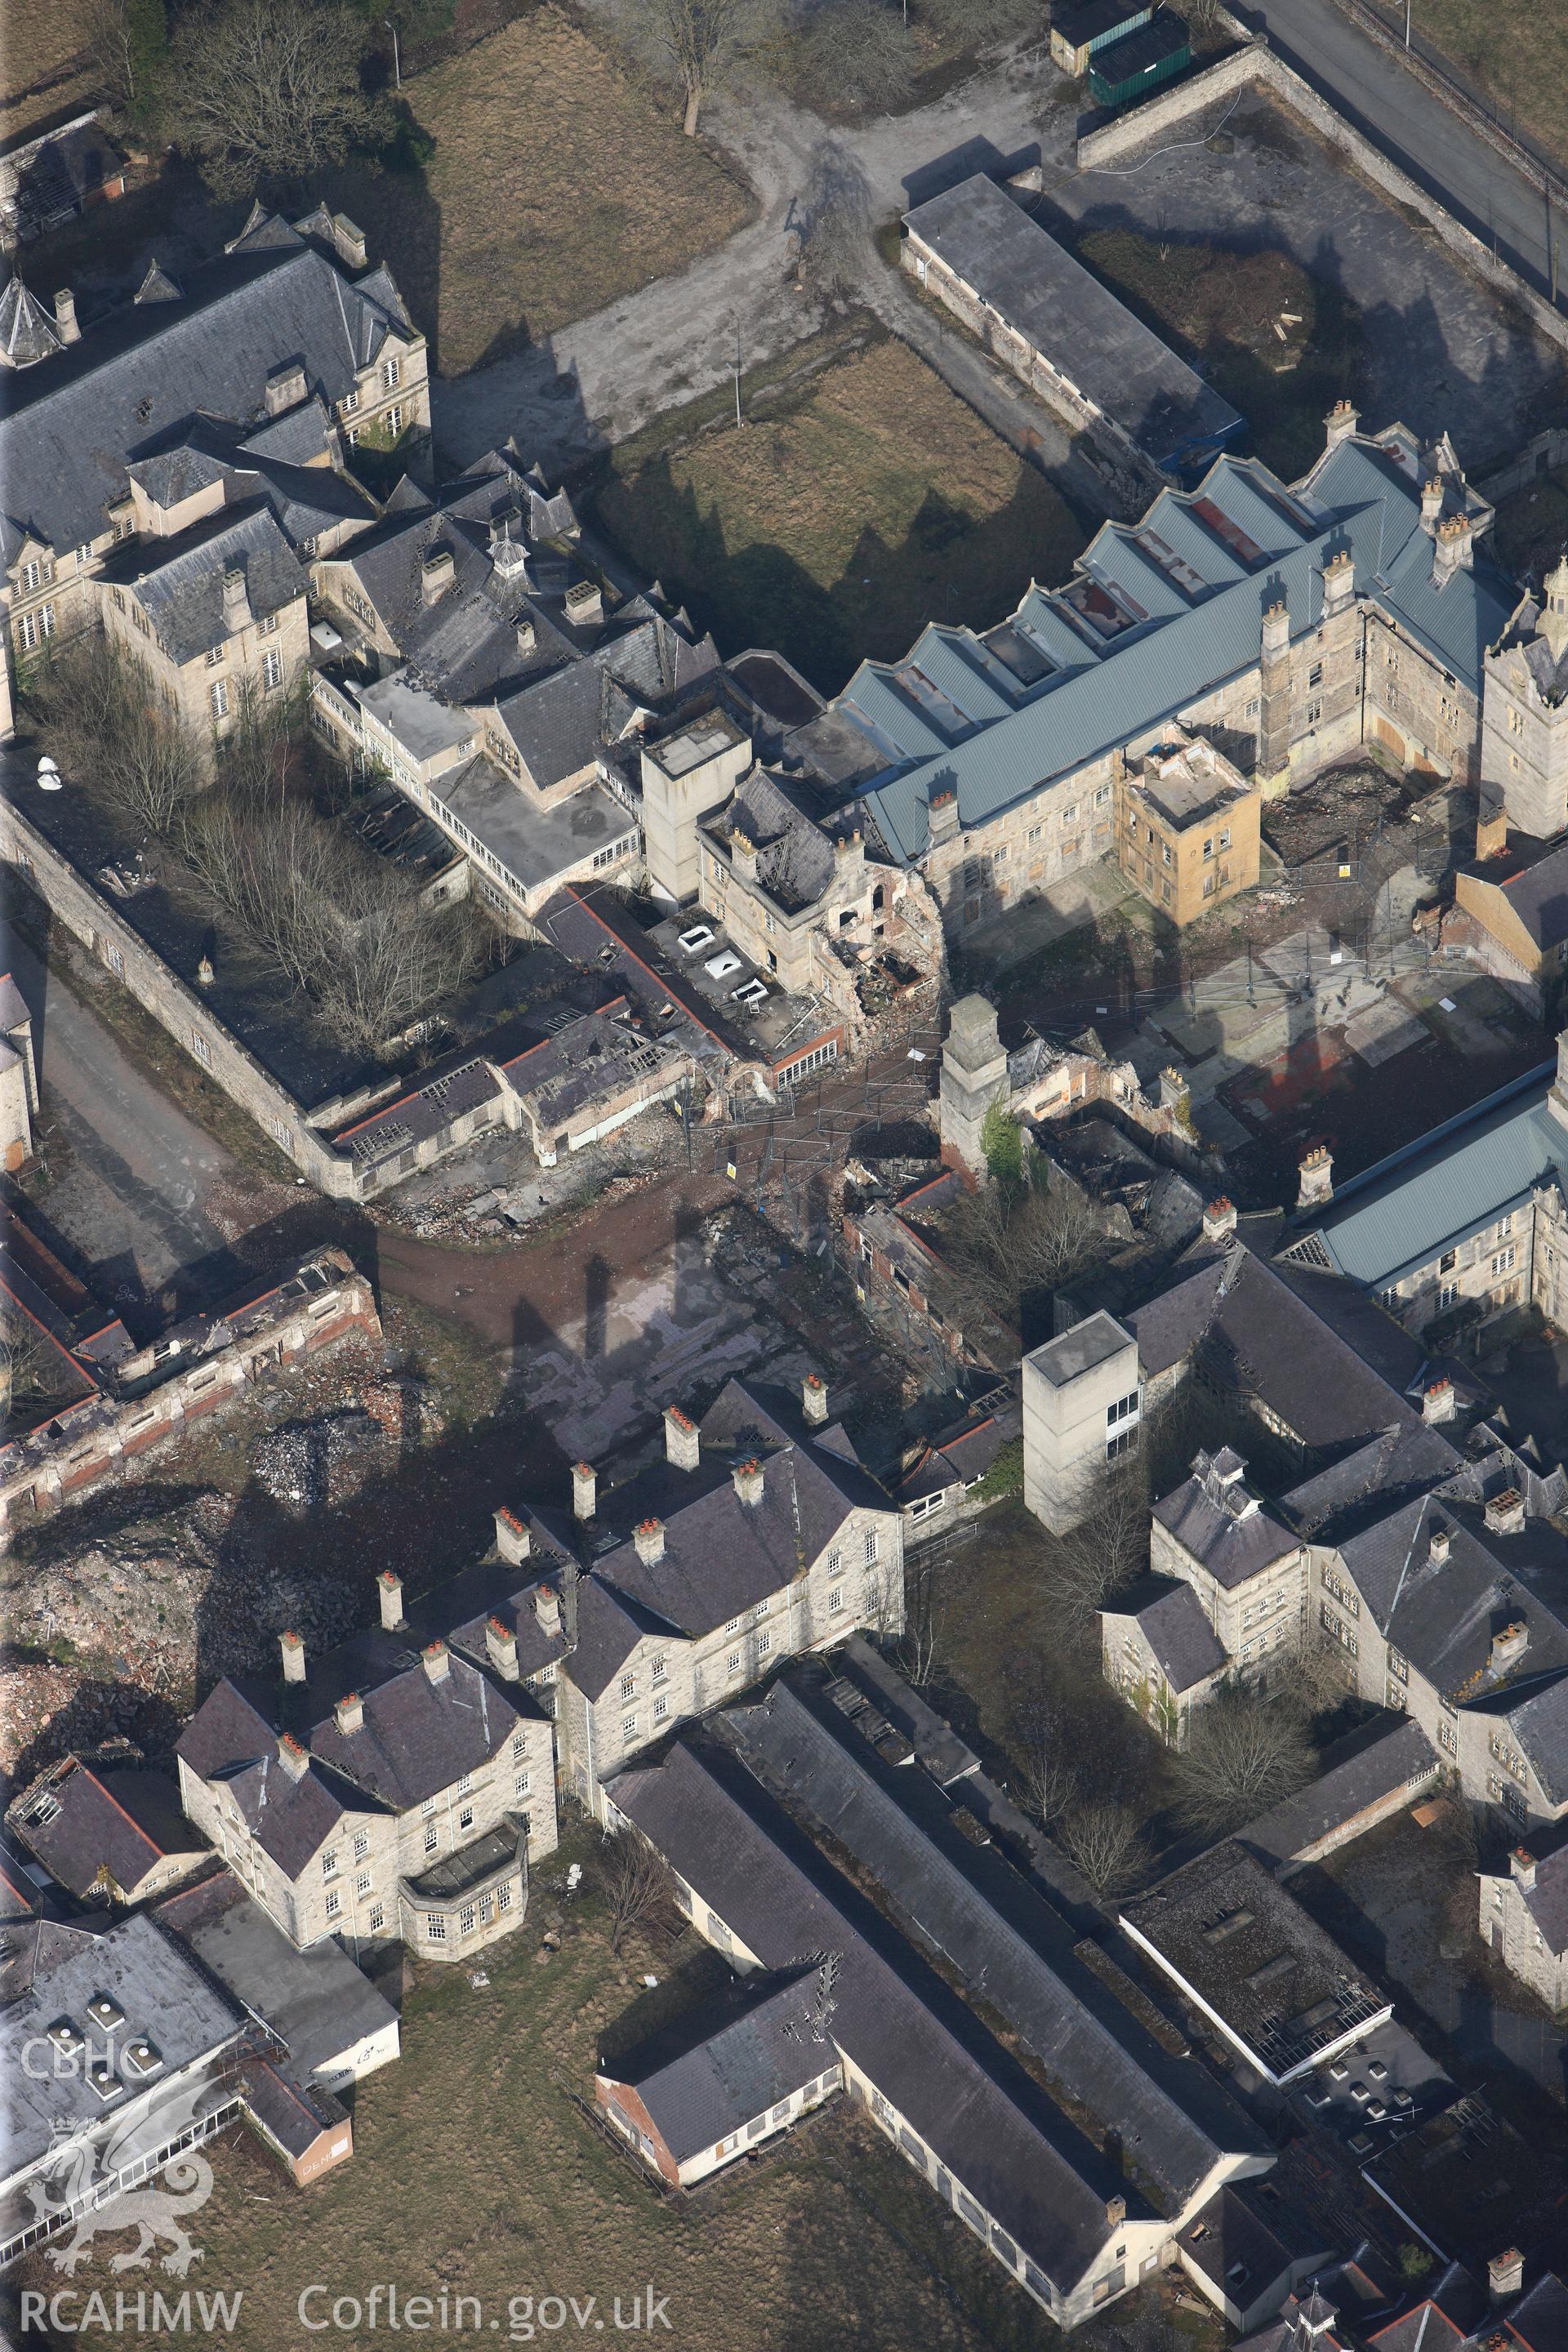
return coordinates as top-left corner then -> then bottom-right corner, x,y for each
1089,11 -> 1191,105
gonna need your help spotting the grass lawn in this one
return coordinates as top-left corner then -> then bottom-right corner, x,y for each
318,8 -> 752,376
591,323 -> 1089,694
0,0 -> 94,140
1074,227 -> 1365,484
87,1840 -> 1044,2352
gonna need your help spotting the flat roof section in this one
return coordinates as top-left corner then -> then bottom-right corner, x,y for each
902,175 -> 1241,472
1026,1310 -> 1134,1387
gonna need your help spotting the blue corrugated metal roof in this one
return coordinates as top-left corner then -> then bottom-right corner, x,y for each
853,438 -> 1518,863
905,626 -> 1020,724
1307,1063 -> 1562,1285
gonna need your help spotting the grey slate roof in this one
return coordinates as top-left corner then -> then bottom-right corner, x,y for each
0,228 -> 413,554
600,1962 -> 831,2161
1290,1060 -> 1565,1290
1336,1492 -> 1568,1705
1154,1452 -> 1299,1589
1129,1234 -> 1451,1460
177,1634 -> 537,1876
568,1377 -> 894,1697
1107,1574 -> 1228,1693
613,1733 -> 1136,2300
102,501 -> 307,664
904,176 -> 1241,471
1236,1717 -> 1440,1875
0,276 -> 62,368
7,1761 -> 204,1901
836,434 -> 1516,862
724,1674 -> 1264,2218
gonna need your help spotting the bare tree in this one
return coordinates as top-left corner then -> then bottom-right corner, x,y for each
1045,1462 -> 1151,1629
637,0 -> 761,133
595,1831 -> 677,1954
781,0 -> 916,115
943,1172 -> 1110,1329
27,639 -> 201,840
1169,1687 -> 1314,1838
1059,1796 -> 1150,1898
82,0 -> 168,130
1006,1673 -> 1080,1829
897,1552 -> 947,1687
0,1301 -> 81,1436
170,0 -> 374,195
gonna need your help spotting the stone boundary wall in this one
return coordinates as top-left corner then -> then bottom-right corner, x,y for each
0,799 -> 382,1197
1326,0 -> 1568,216
1076,41 -> 1568,366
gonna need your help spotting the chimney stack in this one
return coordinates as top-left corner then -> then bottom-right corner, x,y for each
377,1570 -> 405,1631
664,1405 -> 700,1471
421,546 -> 456,604
1325,399 -> 1359,450
532,1582 -> 562,1638
1476,796 -> 1509,862
1485,1489 -> 1526,1537
1489,2251 -> 1525,2304
495,1507 -> 531,1566
334,1692 -> 363,1735
332,212 -> 368,270
1420,477 -> 1444,531
486,1617 -> 519,1679
278,1734 -> 310,1781
1423,1378 -> 1455,1426
634,1517 -> 665,1566
1202,1197 -> 1238,1242
802,1373 -> 828,1428
1433,512 -> 1473,585
421,1638 -> 452,1684
728,827 -> 760,889
927,788 -> 960,849
1322,546 -> 1356,616
572,1461 -> 596,1521
1428,1522 -> 1451,1566
1297,1144 -> 1334,1209
733,1459 -> 764,1507
1105,2195 -> 1127,2229
1510,1847 -> 1538,1894
1489,1618 -> 1530,1675
54,288 -> 78,345
221,566 -> 250,634
280,1629 -> 306,1683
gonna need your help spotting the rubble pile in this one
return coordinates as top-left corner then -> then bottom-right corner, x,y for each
251,1408 -> 390,1512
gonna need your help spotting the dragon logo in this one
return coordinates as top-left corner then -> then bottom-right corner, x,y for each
27,2094 -> 216,2275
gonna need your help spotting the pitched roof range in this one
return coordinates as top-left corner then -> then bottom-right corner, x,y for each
612,1733 -> 1143,2307
813,432 -> 1515,861
1129,1229 -> 1454,1463
1285,1060 -> 1565,1291
177,1635 -> 539,1876
599,1962 -> 833,2162
0,216 -> 416,558
100,500 -> 309,664
1236,1717 -> 1440,1878
565,1378 -> 893,1698
721,1673 -> 1264,2217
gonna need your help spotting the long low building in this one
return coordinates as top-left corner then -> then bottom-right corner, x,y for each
612,1666 -> 1269,2328
902,174 -> 1241,492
